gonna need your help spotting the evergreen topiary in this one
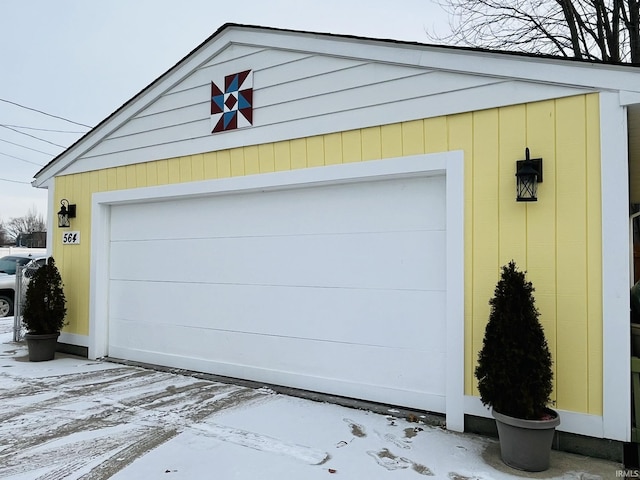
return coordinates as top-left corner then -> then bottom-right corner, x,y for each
475,261 -> 553,420
22,257 -> 67,335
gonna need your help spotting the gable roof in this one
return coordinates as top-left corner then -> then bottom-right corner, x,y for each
33,23 -> 640,186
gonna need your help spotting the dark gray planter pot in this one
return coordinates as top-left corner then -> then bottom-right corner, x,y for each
492,408 -> 560,472
24,332 -> 60,362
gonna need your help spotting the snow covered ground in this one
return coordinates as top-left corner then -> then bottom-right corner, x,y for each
0,317 -> 623,479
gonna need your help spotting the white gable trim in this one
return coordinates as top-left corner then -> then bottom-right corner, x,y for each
34,24 -> 640,185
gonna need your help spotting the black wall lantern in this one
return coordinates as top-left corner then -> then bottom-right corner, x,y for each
58,199 -> 77,228
515,148 -> 543,202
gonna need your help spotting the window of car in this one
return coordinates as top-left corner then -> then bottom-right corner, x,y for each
0,256 -> 36,275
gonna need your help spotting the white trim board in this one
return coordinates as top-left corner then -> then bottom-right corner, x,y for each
59,333 -> 89,348
464,396 -> 605,439
600,92 -> 631,442
89,151 -> 465,430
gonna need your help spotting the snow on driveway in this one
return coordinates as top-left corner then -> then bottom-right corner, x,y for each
0,318 -> 622,479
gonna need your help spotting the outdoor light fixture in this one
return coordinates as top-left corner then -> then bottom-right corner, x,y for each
57,199 -> 76,228
515,148 -> 543,202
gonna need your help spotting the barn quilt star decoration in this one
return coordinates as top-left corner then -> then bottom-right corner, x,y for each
211,70 -> 253,133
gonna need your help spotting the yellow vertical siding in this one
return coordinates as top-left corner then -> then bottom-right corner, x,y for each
307,137 -> 325,167
324,133 -> 343,165
258,144 -> 275,172
230,148 -> 244,177
402,120 -> 425,156
525,100 -> 559,403
555,96 -> 589,412
217,150 -> 231,178
446,113 -> 476,396
361,127 -> 382,161
192,153 -> 205,181
470,109 -> 500,397
244,145 -> 260,174
167,158 -> 180,184
54,93 -> 603,416
274,141 -> 291,171
290,138 -> 307,169
381,124 -> 402,158
203,152 -> 217,179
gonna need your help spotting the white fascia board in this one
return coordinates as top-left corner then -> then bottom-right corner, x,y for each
620,90 -> 640,106
228,27 -> 640,93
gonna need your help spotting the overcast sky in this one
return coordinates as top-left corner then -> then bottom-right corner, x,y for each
0,0 -> 450,222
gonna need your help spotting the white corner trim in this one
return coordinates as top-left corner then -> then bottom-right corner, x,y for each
89,152 -> 466,426
600,91 -> 631,442
88,201 -> 111,360
445,151 -> 465,432
43,179 -> 55,256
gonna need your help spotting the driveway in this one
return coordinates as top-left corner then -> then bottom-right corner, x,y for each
0,319 -> 624,479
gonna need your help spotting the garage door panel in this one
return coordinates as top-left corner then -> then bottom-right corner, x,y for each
107,172 -> 449,412
109,280 -> 446,351
110,231 -> 446,291
110,176 -> 445,242
109,319 -> 446,396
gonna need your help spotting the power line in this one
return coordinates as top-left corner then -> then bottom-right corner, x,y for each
0,137 -> 56,156
1,124 -> 86,134
0,151 -> 45,166
0,177 -> 31,185
0,97 -> 91,128
0,125 -> 66,148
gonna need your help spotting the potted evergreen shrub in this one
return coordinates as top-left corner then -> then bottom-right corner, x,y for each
22,257 -> 67,361
475,261 -> 559,472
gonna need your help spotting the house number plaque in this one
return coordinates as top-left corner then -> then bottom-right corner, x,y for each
62,231 -> 80,245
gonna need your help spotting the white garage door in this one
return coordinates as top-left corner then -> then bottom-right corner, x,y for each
107,174 -> 447,412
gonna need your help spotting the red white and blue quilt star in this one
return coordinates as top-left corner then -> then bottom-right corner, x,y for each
211,70 -> 253,133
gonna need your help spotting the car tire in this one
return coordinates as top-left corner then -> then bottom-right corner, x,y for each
0,295 -> 13,318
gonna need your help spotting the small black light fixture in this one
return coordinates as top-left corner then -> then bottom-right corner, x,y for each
58,199 -> 77,228
515,148 -> 543,202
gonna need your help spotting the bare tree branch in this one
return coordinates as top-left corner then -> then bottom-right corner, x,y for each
429,0 -> 640,63
4,208 -> 46,242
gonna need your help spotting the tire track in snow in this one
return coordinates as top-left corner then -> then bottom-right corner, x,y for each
77,427 -> 180,480
1,425 -> 145,478
0,366 -> 273,479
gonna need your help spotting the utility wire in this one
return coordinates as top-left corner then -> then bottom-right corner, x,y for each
0,137 -> 57,156
0,151 -> 45,166
0,125 -> 66,148
1,124 -> 86,134
0,177 -> 31,185
0,97 -> 91,128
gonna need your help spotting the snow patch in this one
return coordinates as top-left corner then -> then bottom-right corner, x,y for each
190,423 -> 329,465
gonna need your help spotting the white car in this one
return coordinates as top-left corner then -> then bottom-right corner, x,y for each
0,254 -> 47,318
